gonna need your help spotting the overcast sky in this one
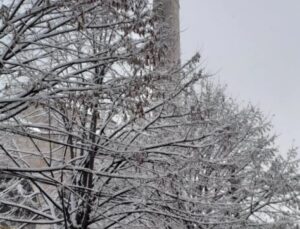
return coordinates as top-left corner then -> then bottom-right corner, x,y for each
180,1 -> 300,155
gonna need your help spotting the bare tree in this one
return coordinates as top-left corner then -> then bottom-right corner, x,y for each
169,81 -> 300,228
0,0 -> 299,228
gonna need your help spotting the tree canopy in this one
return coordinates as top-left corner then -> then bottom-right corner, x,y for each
0,0 -> 299,228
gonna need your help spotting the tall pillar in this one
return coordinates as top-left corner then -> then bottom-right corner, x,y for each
153,0 -> 180,67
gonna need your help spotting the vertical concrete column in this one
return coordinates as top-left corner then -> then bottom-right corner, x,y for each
153,0 -> 180,67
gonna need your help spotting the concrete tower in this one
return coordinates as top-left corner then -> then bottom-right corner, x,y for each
153,0 -> 180,67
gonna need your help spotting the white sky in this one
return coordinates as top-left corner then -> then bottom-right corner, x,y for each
180,1 -> 300,155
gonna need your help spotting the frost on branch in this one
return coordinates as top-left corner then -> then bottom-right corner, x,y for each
0,0 -> 299,229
